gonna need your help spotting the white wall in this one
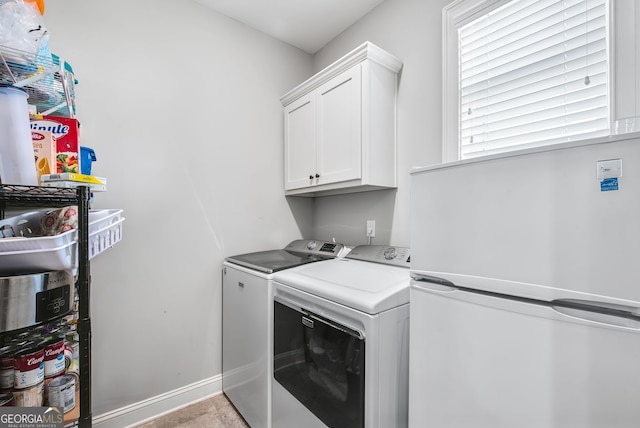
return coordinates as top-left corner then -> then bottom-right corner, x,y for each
29,0 -> 640,421
307,0 -> 451,248
44,0 -> 314,416
39,0 -> 496,419
307,0 -> 640,248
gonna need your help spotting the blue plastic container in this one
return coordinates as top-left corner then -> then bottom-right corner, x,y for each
80,146 -> 96,175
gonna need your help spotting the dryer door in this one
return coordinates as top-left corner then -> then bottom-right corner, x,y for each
274,297 -> 365,428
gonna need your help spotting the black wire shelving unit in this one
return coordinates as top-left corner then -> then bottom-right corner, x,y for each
0,184 -> 92,427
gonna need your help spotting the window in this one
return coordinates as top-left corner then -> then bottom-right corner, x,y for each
443,0 -> 609,161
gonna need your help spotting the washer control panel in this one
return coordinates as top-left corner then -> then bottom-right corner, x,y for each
346,245 -> 410,268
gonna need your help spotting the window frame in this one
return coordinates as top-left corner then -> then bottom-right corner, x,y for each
442,0 -> 618,163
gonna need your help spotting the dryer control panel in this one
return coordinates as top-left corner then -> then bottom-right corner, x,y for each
284,239 -> 346,257
346,245 -> 410,268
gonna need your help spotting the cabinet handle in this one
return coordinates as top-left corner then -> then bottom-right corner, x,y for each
315,173 -> 320,178
309,175 -> 314,180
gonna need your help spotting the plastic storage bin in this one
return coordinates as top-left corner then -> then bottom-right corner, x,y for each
0,208 -> 124,274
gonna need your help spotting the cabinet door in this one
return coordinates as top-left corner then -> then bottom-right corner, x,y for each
316,65 -> 362,185
284,93 -> 316,190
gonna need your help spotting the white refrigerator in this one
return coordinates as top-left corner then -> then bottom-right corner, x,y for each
409,135 -> 640,428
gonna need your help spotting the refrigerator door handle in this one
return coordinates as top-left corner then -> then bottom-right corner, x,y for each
411,279 -> 457,293
411,274 -> 456,289
551,298 -> 640,330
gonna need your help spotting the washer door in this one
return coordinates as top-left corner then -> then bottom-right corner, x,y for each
274,298 -> 365,428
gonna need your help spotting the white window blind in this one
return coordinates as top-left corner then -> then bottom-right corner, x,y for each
459,0 -> 609,159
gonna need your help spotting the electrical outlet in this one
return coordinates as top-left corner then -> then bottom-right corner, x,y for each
366,220 -> 376,237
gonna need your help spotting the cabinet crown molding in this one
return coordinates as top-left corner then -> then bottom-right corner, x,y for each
280,41 -> 403,107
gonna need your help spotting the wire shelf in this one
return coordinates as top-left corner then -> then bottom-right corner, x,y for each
0,184 -> 78,211
0,44 -> 77,117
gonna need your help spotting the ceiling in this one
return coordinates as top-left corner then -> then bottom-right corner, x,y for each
193,0 -> 386,54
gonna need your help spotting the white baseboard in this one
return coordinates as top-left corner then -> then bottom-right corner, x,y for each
92,375 -> 222,428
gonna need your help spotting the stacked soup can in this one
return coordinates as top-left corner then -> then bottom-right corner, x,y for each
0,317 -> 78,412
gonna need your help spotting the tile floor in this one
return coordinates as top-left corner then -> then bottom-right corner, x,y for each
132,393 -> 249,428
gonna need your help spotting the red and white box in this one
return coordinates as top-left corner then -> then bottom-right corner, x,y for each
30,115 -> 80,174
32,130 -> 57,184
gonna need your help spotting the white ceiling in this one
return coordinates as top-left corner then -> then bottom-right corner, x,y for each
193,0 -> 386,54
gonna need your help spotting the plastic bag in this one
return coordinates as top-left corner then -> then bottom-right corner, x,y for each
0,0 -> 49,64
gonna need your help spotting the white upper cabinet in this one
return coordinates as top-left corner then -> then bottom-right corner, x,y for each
281,42 -> 402,196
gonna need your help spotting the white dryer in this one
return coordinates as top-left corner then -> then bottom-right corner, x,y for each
271,245 -> 411,428
223,240 -> 347,428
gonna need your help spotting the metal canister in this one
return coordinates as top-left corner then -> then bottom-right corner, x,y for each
46,374 -> 75,412
13,341 -> 44,389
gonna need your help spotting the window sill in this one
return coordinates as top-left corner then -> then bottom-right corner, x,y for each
412,131 -> 640,174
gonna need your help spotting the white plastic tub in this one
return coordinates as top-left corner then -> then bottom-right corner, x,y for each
0,241 -> 76,275
0,208 -> 124,274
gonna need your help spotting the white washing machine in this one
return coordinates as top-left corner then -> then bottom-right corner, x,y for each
223,239 -> 348,428
271,245 -> 411,428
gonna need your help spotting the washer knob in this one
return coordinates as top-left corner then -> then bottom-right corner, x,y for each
383,247 -> 398,260
306,240 -> 317,250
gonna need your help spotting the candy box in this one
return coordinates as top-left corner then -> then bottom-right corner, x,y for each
30,115 -> 80,173
32,130 -> 57,184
